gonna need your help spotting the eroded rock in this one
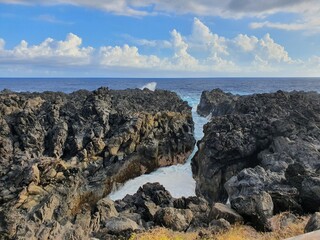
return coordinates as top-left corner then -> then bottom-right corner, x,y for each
193,89 -> 320,231
0,88 -> 195,238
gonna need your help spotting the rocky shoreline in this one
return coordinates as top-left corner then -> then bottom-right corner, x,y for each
0,87 -> 320,239
193,89 -> 320,231
0,88 -> 195,239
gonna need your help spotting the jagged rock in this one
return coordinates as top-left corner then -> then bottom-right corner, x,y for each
209,203 -> 243,224
225,166 -> 276,230
197,89 -> 238,117
135,182 -> 174,208
305,212 -> 320,233
154,207 -> 193,231
0,88 -> 195,238
193,89 -> 320,231
96,198 -> 119,225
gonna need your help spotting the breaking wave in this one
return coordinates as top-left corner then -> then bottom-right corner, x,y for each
140,82 -> 157,91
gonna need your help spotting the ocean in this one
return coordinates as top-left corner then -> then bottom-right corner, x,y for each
1,78 -> 320,199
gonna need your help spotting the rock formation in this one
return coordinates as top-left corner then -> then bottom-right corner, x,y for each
0,87 -> 195,239
95,182 -> 234,238
193,89 -> 320,230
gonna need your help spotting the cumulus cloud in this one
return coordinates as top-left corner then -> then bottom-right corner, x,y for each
190,18 -> 228,56
234,34 -> 259,52
99,44 -> 162,68
170,29 -> 199,69
0,18 -> 315,76
0,33 -> 93,66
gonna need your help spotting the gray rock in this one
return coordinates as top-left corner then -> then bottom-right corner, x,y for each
305,212 -> 320,233
209,218 -> 231,233
154,207 -> 193,231
105,216 -> 141,235
0,88 -> 195,238
96,198 -> 119,225
209,203 -> 243,224
193,89 -> 320,231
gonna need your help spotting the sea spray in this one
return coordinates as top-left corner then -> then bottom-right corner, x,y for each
140,82 -> 157,91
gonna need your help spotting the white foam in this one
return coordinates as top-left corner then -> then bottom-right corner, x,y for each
140,82 -> 157,91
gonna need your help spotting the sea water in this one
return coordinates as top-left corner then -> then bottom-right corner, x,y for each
1,78 -> 320,199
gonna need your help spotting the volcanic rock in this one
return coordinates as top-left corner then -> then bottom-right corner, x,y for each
305,212 -> 320,233
193,89 -> 320,230
0,88 -> 195,239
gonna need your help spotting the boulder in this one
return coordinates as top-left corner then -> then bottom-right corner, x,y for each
305,212 -> 320,233
105,216 -> 141,235
197,88 -> 238,117
208,218 -> 231,233
209,203 -> 243,224
154,207 -> 193,231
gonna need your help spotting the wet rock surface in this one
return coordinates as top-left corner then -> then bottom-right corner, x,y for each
193,89 -> 320,230
0,88 -> 195,239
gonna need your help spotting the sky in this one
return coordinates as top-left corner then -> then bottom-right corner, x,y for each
0,0 -> 320,77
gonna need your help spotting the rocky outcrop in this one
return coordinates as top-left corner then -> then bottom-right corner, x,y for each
98,182 -> 232,237
197,89 -> 239,117
0,88 -> 195,239
192,89 -> 320,230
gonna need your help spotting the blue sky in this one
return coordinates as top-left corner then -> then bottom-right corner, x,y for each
0,0 -> 320,77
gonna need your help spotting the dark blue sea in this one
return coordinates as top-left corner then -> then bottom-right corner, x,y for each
1,78 -> 320,199
1,78 -> 320,95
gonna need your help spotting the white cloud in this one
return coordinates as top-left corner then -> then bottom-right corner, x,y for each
190,18 -> 228,56
2,0 -> 320,32
258,33 -> 292,63
0,0 -> 317,18
0,19 -> 315,76
250,18 -> 320,34
0,33 -> 93,66
99,44 -> 162,68
170,29 -> 199,69
234,34 -> 258,52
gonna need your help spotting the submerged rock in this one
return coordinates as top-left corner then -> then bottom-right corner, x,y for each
193,89 -> 320,230
0,88 -> 195,238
